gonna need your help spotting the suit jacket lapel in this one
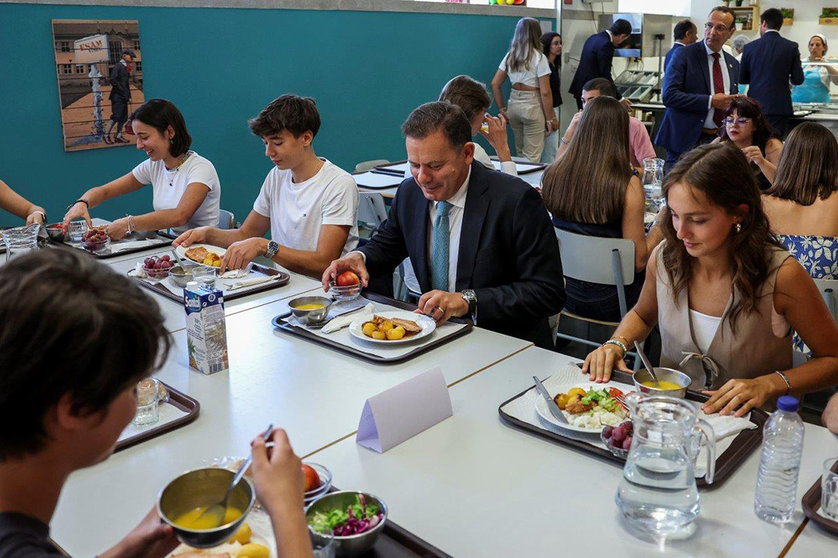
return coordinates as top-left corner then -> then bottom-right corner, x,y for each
455,162 -> 489,291
698,44 -> 711,94
408,190 -> 432,293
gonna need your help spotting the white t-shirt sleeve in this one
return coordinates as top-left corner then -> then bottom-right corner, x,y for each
499,52 -> 509,72
182,159 -> 217,191
320,175 -> 359,227
131,159 -> 154,185
252,171 -> 274,218
535,53 -> 551,77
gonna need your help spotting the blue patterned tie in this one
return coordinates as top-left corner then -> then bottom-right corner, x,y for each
431,201 -> 452,291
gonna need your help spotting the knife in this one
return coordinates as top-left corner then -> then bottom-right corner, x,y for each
532,376 -> 568,424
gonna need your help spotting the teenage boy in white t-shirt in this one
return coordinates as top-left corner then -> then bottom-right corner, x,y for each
175,95 -> 359,278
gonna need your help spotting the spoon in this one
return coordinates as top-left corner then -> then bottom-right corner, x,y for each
633,341 -> 660,388
171,249 -> 189,267
197,423 -> 273,527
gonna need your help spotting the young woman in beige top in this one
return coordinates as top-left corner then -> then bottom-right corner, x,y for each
583,143 -> 838,417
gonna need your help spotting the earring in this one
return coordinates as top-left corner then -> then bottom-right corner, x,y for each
735,223 -> 742,233
170,138 -> 174,145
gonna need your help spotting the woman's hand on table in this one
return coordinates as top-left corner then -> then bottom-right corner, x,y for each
97,507 -> 177,558
322,252 -> 369,291
701,375 -> 779,417
107,217 -> 130,240
220,237 -> 266,273
62,201 -> 92,230
415,290 -> 468,325
250,428 -> 305,519
582,343 -> 630,383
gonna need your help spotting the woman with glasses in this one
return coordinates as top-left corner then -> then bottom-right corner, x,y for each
491,17 -> 555,162
792,35 -> 838,105
583,142 -> 838,416
714,97 -> 782,190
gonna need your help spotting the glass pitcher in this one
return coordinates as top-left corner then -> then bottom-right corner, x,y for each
641,157 -> 665,212
615,396 -> 716,536
3,224 -> 40,262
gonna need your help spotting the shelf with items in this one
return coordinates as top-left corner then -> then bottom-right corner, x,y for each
821,8 -> 838,24
614,70 -> 660,102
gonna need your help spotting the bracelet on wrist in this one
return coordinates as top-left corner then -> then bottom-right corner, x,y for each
774,370 -> 791,395
603,338 -> 627,356
560,136 -> 570,145
126,215 -> 135,234
68,199 -> 89,211
29,210 -> 46,222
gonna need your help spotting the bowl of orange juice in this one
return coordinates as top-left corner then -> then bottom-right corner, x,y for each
158,467 -> 255,548
632,367 -> 691,398
289,296 -> 332,326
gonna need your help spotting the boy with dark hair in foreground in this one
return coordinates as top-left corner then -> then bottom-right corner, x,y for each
0,250 -> 312,558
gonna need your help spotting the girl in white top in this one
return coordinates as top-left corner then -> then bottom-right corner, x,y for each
491,17 -> 555,163
63,99 -> 220,238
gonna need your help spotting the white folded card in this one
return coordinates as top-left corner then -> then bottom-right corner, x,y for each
356,367 -> 453,453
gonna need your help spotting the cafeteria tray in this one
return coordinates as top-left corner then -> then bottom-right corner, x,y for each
271,292 -> 472,363
55,229 -> 175,259
115,382 -> 200,453
376,159 -> 547,176
498,367 -> 768,490
802,459 -> 838,536
131,263 -> 290,302
353,170 -> 404,190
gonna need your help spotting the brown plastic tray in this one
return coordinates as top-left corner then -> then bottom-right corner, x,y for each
323,485 -> 452,557
131,263 -> 290,303
272,292 -> 472,364
498,368 -> 768,490
115,382 -> 200,453
802,459 -> 838,535
375,158 -> 547,176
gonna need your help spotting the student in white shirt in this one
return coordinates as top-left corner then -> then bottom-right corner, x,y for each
62,99 -> 221,238
175,95 -> 358,278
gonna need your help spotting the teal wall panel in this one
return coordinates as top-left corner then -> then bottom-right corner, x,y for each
0,4 -> 539,226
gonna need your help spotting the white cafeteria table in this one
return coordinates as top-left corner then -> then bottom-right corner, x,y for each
305,345 -> 838,557
49,297 -> 531,556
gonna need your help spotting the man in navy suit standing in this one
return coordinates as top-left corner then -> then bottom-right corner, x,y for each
322,102 -> 565,349
655,6 -> 740,171
739,8 -> 804,137
569,19 -> 632,109
664,19 -> 698,72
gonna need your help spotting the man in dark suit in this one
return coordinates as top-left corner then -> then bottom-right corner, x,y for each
106,49 -> 133,144
322,102 -> 565,349
655,6 -> 740,171
664,19 -> 698,72
569,19 -> 632,109
739,8 -> 804,137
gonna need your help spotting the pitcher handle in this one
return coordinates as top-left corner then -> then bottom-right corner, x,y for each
694,419 -> 717,485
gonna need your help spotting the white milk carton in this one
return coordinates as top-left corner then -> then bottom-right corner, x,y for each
183,281 -> 229,374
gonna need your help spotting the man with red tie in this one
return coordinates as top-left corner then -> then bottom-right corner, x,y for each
655,6 -> 740,171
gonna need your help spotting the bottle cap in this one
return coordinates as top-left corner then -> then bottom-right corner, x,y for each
777,395 -> 799,412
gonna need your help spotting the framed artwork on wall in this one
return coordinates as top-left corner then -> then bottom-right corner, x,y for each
52,19 -> 144,152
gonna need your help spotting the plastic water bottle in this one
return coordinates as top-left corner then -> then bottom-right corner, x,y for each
754,395 -> 805,523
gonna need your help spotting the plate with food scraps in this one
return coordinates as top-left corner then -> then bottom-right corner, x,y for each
348,311 -> 436,345
176,243 -> 226,269
534,381 -> 630,434
167,505 -> 276,557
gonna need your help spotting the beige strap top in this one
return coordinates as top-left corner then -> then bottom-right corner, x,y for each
656,245 -> 793,390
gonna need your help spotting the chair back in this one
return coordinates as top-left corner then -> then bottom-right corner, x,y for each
554,228 -> 635,286
813,277 -> 838,322
217,209 -> 236,230
354,159 -> 390,173
358,192 -> 388,233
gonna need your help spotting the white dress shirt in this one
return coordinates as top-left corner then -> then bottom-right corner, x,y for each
703,40 -> 732,129
427,166 -> 470,292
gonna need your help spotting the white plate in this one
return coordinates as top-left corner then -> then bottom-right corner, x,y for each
167,506 -> 276,557
348,311 -> 436,345
534,380 -> 629,433
175,243 -> 227,268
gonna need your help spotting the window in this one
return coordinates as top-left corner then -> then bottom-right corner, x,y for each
57,41 -> 71,52
75,64 -> 86,74
108,40 -> 122,64
135,61 -> 142,72
61,64 -> 72,74
133,39 -> 140,51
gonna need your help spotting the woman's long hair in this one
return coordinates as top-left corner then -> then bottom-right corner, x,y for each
541,96 -> 631,224
507,17 -> 543,73
661,143 -> 783,331
717,97 -> 778,154
767,122 -> 838,205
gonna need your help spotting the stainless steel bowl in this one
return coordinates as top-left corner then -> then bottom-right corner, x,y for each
169,265 -> 193,287
158,467 -> 255,548
306,491 -> 388,557
45,224 -> 65,242
632,367 -> 691,398
289,296 -> 332,325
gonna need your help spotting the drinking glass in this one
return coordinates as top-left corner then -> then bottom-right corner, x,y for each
641,157 -> 665,213
192,267 -> 217,288
311,532 -> 335,558
68,220 -> 89,242
823,457 -> 838,520
133,377 -> 161,426
4,224 -> 40,262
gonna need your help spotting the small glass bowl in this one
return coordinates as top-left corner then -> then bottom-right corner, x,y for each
329,280 -> 361,302
82,236 -> 110,253
143,264 -> 170,280
600,430 -> 629,459
304,462 -> 333,504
